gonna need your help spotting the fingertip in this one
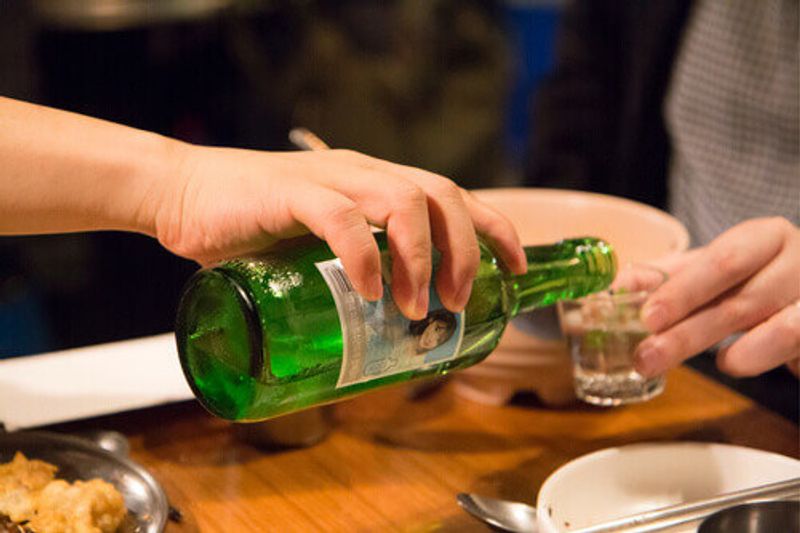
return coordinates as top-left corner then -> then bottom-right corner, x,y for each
634,337 -> 665,377
453,282 -> 472,312
433,248 -> 478,313
511,247 -> 527,275
486,237 -> 526,275
431,276 -> 468,314
363,274 -> 384,302
388,266 -> 429,320
415,285 -> 430,318
391,290 -> 427,321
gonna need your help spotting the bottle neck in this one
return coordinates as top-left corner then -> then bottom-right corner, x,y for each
509,238 -> 616,317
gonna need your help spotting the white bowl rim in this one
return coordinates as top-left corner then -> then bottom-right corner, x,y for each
471,187 -> 691,253
536,441 -> 800,532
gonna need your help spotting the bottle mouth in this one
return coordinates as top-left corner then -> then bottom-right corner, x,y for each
175,269 -> 263,420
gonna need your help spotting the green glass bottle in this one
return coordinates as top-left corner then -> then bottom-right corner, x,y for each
175,234 -> 615,421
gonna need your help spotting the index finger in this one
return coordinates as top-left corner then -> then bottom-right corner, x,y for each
287,184 -> 383,301
460,190 -> 527,275
641,220 -> 786,333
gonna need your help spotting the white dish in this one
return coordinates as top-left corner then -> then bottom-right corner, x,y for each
537,442 -> 800,532
0,333 -> 193,430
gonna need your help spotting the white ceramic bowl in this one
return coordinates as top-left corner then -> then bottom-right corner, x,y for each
536,442 -> 800,533
472,188 -> 690,264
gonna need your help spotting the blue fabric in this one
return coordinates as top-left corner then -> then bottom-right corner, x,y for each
503,4 -> 561,170
0,288 -> 51,358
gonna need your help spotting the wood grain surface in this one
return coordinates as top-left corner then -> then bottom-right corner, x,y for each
53,366 -> 799,532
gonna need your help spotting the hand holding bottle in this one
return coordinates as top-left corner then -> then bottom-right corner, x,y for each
0,96 -> 526,320
149,145 -> 526,319
635,217 -> 800,378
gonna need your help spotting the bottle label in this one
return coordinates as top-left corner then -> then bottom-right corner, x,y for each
316,258 -> 464,388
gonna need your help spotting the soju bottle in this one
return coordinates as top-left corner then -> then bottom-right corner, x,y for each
175,234 -> 615,421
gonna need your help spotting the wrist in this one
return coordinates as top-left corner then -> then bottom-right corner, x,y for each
0,97 -> 193,238
117,132 -> 191,239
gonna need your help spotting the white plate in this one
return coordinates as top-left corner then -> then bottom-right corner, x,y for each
537,442 -> 800,532
0,333 -> 193,430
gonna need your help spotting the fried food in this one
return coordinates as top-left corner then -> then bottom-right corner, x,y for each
0,453 -> 126,533
0,453 -> 57,525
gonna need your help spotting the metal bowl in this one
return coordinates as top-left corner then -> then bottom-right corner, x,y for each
698,501 -> 800,533
0,430 -> 168,533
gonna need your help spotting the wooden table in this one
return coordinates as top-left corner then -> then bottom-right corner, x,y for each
56,366 -> 799,532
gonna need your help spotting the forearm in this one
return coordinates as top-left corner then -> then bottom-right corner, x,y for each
0,96 -> 179,237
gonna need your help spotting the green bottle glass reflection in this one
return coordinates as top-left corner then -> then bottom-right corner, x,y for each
175,234 -> 615,421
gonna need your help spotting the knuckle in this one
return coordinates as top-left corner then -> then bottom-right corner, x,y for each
709,246 -> 746,279
461,188 -> 477,201
397,244 -> 433,280
766,216 -> 794,233
778,307 -> 800,353
482,216 -> 514,240
716,352 -> 752,377
662,329 -> 690,361
406,239 -> 433,265
454,243 -> 481,277
649,295 -> 677,323
163,238 -> 193,259
331,148 -> 359,160
392,182 -> 427,209
159,225 -> 203,260
430,178 -> 463,201
406,166 -> 451,184
404,168 -> 465,198
747,216 -> 797,239
719,299 -> 751,329
336,149 -> 384,170
352,239 -> 379,265
325,202 -> 363,231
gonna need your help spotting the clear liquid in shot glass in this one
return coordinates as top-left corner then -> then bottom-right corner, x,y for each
561,305 -> 664,406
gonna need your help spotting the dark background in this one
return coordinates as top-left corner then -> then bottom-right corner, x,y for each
1,0 -> 560,355
0,0 -> 795,423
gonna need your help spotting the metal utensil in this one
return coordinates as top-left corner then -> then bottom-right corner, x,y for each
75,429 -> 132,457
577,476 -> 800,533
457,493 -> 538,532
698,501 -> 800,533
289,127 -> 331,151
458,477 -> 800,533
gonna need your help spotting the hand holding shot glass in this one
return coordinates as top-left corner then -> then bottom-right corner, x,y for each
558,264 -> 668,406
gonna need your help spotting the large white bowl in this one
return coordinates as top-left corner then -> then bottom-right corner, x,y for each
453,188 -> 690,407
537,442 -> 800,532
472,188 -> 689,264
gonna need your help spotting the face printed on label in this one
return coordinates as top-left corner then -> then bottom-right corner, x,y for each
409,310 -> 457,354
317,257 -> 464,388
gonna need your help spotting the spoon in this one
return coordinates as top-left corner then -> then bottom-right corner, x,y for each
456,493 -> 538,532
459,478 -> 800,533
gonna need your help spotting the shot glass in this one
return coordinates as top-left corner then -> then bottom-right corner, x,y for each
557,264 -> 667,406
